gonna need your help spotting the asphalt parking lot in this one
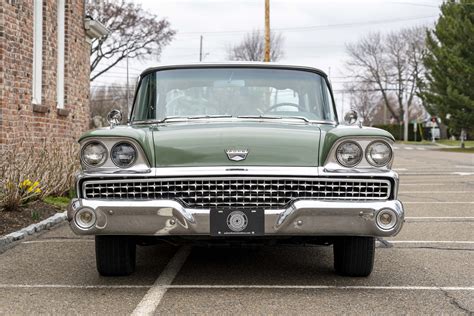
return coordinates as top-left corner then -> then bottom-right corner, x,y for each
0,145 -> 472,315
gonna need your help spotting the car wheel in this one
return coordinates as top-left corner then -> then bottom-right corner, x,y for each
333,236 -> 375,277
95,236 -> 136,276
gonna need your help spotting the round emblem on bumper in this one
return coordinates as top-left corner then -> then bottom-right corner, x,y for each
227,211 -> 248,232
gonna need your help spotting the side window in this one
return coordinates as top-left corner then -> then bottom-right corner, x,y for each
322,82 -> 336,121
132,74 -> 156,121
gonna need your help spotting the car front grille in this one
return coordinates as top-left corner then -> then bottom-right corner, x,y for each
82,177 -> 392,209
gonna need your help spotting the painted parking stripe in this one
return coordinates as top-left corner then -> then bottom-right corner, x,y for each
22,239 -> 94,244
0,284 -> 150,289
131,245 -> 191,316
387,241 -> 474,244
0,284 -> 471,291
403,202 -> 474,204
405,217 -> 474,222
399,191 -> 472,193
400,183 -> 469,186
399,172 -> 474,175
164,285 -> 474,291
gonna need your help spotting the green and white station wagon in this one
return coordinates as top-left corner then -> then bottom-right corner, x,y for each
68,63 -> 404,277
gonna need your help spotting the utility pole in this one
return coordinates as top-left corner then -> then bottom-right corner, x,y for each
264,0 -> 270,62
126,56 -> 130,114
199,35 -> 203,62
403,98 -> 408,141
341,91 -> 345,117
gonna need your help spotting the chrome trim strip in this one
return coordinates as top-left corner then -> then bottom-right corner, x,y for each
68,198 -> 404,237
77,166 -> 400,178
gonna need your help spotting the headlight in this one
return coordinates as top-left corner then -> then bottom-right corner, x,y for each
366,141 -> 392,167
111,142 -> 137,168
336,141 -> 363,167
81,142 -> 107,167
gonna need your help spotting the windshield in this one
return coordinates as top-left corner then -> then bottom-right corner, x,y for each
131,67 -> 336,123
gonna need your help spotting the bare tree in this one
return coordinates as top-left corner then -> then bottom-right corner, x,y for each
346,33 -> 398,121
87,0 -> 176,81
346,82 -> 380,126
385,27 -> 426,122
90,84 -> 135,127
345,27 -> 426,123
228,30 -> 284,62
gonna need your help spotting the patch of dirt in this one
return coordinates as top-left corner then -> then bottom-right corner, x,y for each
0,201 -> 60,236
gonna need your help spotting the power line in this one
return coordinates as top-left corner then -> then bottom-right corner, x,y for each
387,1 -> 440,8
177,15 -> 437,36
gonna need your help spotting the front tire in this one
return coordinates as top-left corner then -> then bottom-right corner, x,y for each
333,236 -> 375,277
95,236 -> 136,276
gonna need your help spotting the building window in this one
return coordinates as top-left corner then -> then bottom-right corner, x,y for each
57,0 -> 65,109
32,0 -> 43,105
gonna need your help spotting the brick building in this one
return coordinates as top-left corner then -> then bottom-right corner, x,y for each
0,0 -> 107,151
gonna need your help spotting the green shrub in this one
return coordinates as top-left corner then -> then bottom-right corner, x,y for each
373,124 -> 423,141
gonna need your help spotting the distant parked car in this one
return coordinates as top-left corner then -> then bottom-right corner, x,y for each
68,63 -> 404,277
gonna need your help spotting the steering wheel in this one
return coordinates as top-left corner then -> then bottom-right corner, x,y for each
264,102 -> 306,113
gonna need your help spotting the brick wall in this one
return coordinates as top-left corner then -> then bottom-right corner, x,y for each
0,0 -> 90,153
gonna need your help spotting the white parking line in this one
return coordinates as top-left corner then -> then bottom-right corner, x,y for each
405,217 -> 474,222
403,202 -> 474,204
22,239 -> 94,244
399,172 -> 474,175
131,246 -> 191,316
453,172 -> 474,176
387,241 -> 474,244
164,285 -> 474,291
0,284 -> 149,289
399,191 -> 472,194
404,147 -> 414,150
400,183 -> 466,186
0,284 -> 471,291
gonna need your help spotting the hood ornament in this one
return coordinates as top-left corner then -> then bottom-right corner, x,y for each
225,149 -> 248,161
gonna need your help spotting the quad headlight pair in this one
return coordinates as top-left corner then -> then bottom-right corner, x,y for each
336,140 -> 392,168
81,141 -> 137,168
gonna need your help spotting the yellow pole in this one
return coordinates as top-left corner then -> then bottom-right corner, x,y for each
264,0 -> 270,62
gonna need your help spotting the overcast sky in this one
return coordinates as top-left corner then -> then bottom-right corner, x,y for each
92,0 -> 443,115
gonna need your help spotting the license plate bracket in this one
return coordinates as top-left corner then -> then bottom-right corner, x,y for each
210,208 -> 264,237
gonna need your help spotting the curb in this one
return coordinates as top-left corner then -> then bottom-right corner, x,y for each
0,211 -> 67,248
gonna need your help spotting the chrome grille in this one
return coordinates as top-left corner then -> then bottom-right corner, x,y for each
82,177 -> 391,208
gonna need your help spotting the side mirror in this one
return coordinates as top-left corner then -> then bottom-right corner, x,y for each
107,109 -> 123,128
344,110 -> 359,126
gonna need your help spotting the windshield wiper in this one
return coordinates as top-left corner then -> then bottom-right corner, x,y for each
237,115 -> 282,120
132,116 -> 187,124
187,115 -> 233,120
237,115 -> 309,122
133,115 -> 233,124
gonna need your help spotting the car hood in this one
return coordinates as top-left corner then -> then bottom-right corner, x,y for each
152,121 -> 321,167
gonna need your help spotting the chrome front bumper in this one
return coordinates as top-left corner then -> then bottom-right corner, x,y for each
67,199 -> 404,237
